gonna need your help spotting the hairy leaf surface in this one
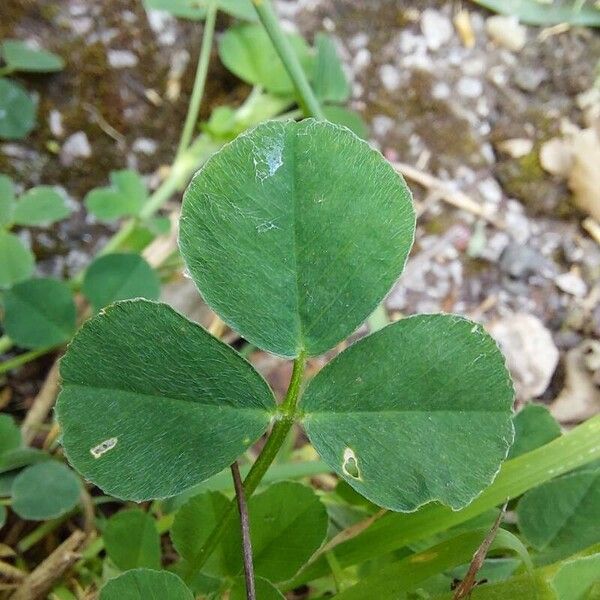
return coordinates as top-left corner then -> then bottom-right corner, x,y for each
302,314 -> 514,511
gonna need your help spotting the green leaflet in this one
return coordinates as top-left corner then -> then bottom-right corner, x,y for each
0,414 -> 21,456
1,40 -> 64,72
172,481 -> 328,582
56,300 -> 275,501
99,569 -> 194,600
517,468 -> 600,564
551,553 -> 600,599
84,169 -> 147,221
0,230 -> 35,288
104,508 -> 161,571
82,253 -> 160,312
0,78 -> 36,140
509,403 -> 561,459
3,278 -> 76,349
218,24 -> 314,95
301,314 -> 514,512
12,186 -> 71,227
11,462 -> 80,520
180,119 -> 414,358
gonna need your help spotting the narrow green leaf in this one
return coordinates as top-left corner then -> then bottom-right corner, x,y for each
180,119 -> 414,358
287,413 -> 600,588
471,0 -> 600,26
230,576 -> 284,600
335,528 -> 530,599
551,553 -> 600,600
143,0 -> 257,21
302,314 -> 514,512
100,569 -> 194,600
432,572 -> 554,599
173,481 -> 328,582
313,33 -> 350,104
12,186 -> 71,227
3,278 -> 76,349
0,78 -> 36,140
56,300 -> 276,501
0,174 -> 16,228
104,508 -> 161,571
517,469 -> 600,564
218,24 -> 314,95
0,414 -> 22,456
84,169 -> 146,221
11,462 -> 80,520
1,40 -> 64,72
0,230 -> 35,288
83,253 -> 160,312
508,403 -> 561,459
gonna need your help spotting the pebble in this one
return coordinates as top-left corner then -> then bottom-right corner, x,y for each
132,138 -> 158,155
108,49 -> 138,69
431,81 -> 451,99
352,48 -> 371,72
488,313 -> 559,399
379,64 -> 401,92
457,76 -> 483,98
60,132 -> 92,166
49,110 -> 64,138
486,15 -> 527,52
514,66 -> 547,92
421,9 -> 453,51
477,177 -> 503,204
555,271 -> 588,297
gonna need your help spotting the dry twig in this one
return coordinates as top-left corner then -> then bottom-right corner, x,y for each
9,530 -> 86,600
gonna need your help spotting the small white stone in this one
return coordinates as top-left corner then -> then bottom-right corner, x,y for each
48,110 -> 64,138
431,81 -> 450,99
132,138 -> 158,155
457,76 -> 483,98
555,271 -> 588,297
478,177 -> 503,204
108,49 -> 138,69
421,9 -> 453,50
379,64 -> 401,92
371,115 -> 395,138
352,48 -> 371,72
486,15 -> 527,52
60,132 -> 92,166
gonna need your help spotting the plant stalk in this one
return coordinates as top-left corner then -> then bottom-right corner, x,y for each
231,461 -> 256,600
189,352 -> 307,573
175,0 -> 218,161
252,0 -> 324,119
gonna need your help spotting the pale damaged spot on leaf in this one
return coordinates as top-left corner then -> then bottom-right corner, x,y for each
90,437 -> 118,459
342,447 -> 362,480
409,551 -> 438,563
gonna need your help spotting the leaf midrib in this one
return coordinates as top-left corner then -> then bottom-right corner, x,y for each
64,382 -> 273,414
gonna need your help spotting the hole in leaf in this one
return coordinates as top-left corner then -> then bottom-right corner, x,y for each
342,447 -> 361,480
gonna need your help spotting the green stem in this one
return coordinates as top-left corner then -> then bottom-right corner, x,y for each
0,346 -> 56,375
0,335 -> 13,354
175,0 -> 218,161
252,0 -> 324,119
0,66 -> 13,77
189,352 -> 307,573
